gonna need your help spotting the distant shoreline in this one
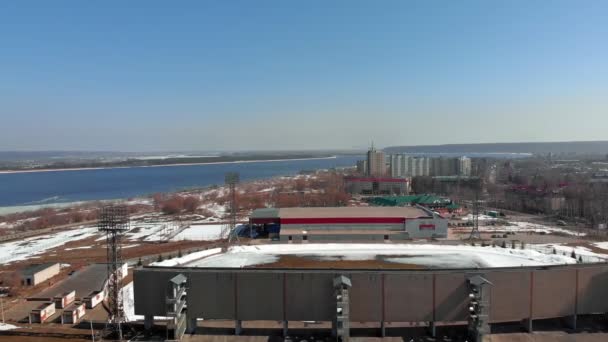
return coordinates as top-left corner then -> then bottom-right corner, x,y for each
0,155 -> 338,175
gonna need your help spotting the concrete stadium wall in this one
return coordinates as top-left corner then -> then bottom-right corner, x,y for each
134,264 -> 608,326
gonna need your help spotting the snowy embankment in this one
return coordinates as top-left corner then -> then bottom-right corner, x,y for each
177,243 -> 582,269
122,282 -> 140,322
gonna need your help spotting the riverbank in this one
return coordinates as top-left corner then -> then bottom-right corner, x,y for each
0,155 -> 338,175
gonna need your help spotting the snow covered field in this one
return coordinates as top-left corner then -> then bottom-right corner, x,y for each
528,243 -> 608,263
458,217 -> 586,237
0,221 -> 227,264
169,243 -> 587,269
171,224 -> 225,241
0,226 -> 98,264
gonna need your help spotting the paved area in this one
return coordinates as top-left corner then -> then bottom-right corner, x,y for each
31,264 -> 107,300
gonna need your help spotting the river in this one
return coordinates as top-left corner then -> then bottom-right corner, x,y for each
0,156 -> 363,207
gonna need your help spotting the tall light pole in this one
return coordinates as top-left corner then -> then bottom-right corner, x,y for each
225,172 -> 240,242
1,295 -> 5,324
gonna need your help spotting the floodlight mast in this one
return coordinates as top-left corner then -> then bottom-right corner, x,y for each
98,205 -> 129,340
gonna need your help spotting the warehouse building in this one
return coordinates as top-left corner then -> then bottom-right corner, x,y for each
21,263 -> 60,286
250,206 -> 447,241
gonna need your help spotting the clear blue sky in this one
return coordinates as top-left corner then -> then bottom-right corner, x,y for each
1,1 -> 607,151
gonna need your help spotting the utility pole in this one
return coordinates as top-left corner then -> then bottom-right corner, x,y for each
1,295 -> 4,324
469,190 -> 481,240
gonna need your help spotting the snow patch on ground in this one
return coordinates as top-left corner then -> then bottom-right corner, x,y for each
529,244 -> 608,263
508,222 -> 586,236
0,323 -> 19,331
463,221 -> 587,237
65,246 -> 93,251
171,224 -> 225,241
151,248 -> 223,267
593,242 -> 608,250
0,227 -> 98,264
122,281 -> 168,322
0,222 -> 15,229
462,214 -> 498,222
122,282 -> 141,322
180,243 -> 580,269
190,251 -> 278,268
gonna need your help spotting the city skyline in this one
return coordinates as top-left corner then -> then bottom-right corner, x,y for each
2,1 -> 607,151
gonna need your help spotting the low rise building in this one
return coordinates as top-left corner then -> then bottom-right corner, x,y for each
29,302 -> 56,323
54,290 -> 76,309
61,302 -> 86,324
21,263 -> 60,286
250,206 -> 448,241
344,176 -> 410,195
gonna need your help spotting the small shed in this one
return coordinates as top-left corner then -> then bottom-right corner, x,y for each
29,302 -> 56,323
84,290 -> 105,309
54,290 -> 76,309
61,302 -> 86,324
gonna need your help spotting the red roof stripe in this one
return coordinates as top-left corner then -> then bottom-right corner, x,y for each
280,217 -> 407,224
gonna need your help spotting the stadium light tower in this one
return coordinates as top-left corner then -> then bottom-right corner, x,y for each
225,172 -> 240,242
98,205 -> 130,340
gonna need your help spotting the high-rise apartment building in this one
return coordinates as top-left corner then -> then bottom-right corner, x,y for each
458,157 -> 472,176
390,154 -> 403,177
367,146 -> 386,176
387,154 -> 473,177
